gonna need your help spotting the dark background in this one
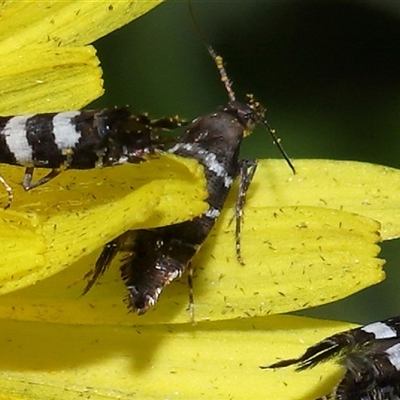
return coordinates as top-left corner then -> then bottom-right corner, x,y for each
91,0 -> 400,325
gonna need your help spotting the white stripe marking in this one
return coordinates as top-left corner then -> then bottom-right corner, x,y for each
204,152 -> 228,180
170,143 -> 233,188
3,115 -> 35,164
52,111 -> 81,151
361,321 -> 397,339
386,343 -> 400,370
169,142 -> 194,154
205,207 -> 221,219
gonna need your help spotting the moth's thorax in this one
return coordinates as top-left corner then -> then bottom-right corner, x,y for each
177,110 -> 248,157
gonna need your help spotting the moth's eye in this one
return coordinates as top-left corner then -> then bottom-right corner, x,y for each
238,109 -> 257,128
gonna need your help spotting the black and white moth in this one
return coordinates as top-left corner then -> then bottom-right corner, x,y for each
83,45 -> 295,316
264,316 -> 400,400
0,107 -> 184,207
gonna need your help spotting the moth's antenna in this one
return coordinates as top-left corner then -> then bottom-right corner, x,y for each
247,95 -> 295,174
188,1 -> 236,102
188,1 -> 295,174
263,120 -> 296,174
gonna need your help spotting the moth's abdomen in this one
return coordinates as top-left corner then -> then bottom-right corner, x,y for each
0,110 -> 101,168
121,230 -> 198,314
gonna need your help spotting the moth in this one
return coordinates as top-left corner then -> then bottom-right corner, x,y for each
0,107 -> 184,207
264,315 -> 400,400
83,45 -> 295,316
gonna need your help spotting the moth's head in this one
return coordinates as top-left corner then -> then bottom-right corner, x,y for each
223,95 -> 264,134
224,94 -> 295,174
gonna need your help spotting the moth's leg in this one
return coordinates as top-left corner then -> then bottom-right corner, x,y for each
149,116 -> 188,150
83,231 -> 136,296
22,167 -> 61,190
235,159 -> 258,265
0,173 -> 13,209
150,116 -> 187,130
82,238 -> 121,296
187,262 -> 196,324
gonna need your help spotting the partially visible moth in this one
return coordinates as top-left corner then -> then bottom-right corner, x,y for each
0,107 -> 184,207
265,316 -> 400,400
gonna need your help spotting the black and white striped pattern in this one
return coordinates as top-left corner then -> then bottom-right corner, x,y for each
83,93 -> 295,315
0,108 -> 184,206
265,315 -> 400,400
83,100 -> 261,314
82,39 -> 295,316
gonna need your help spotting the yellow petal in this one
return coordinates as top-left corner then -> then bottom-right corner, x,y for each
0,45 -> 103,114
0,315 -> 353,400
251,159 -> 400,240
0,160 -> 386,323
0,1 -> 162,114
0,154 -> 207,295
0,204 -> 382,324
0,159 -> 389,398
0,1 -> 163,49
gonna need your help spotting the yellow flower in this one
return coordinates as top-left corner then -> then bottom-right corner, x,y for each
1,158 -> 397,399
0,0 -> 207,293
0,2 -> 396,399
0,0 -> 165,114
